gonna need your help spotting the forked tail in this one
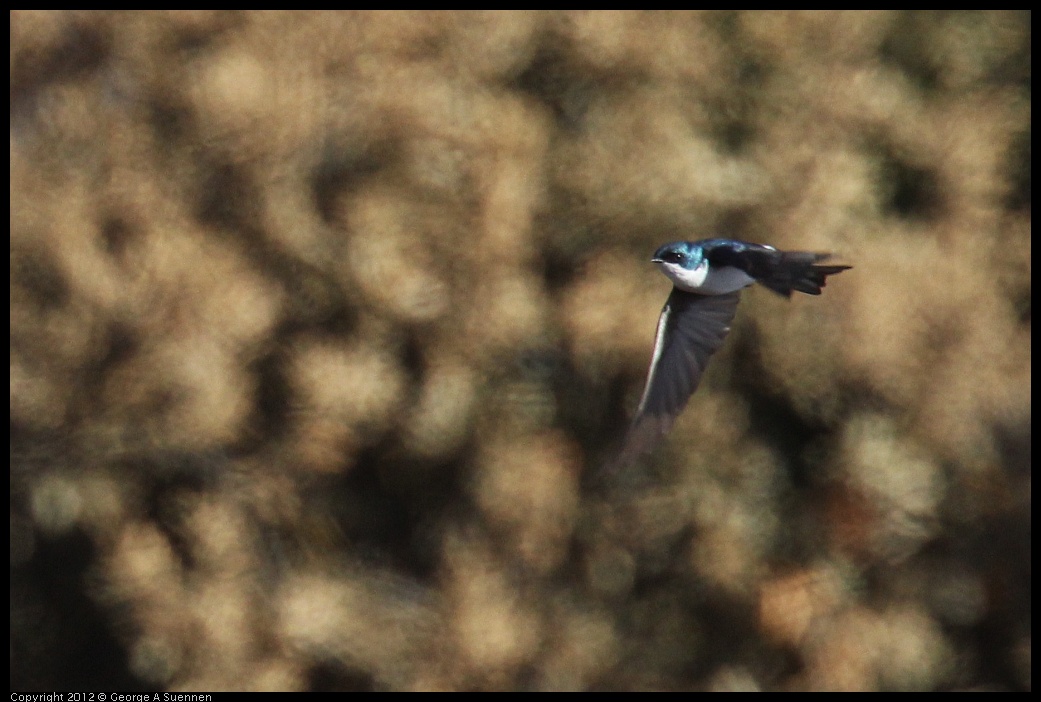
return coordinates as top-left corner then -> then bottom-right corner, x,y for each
758,252 -> 851,297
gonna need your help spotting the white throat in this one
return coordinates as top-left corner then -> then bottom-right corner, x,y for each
657,261 -> 755,295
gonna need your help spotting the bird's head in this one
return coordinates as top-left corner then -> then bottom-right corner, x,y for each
652,241 -> 704,270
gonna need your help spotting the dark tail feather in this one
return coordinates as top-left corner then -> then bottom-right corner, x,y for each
758,252 -> 852,297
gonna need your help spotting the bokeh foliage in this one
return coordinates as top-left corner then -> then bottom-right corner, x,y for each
11,10 -> 1030,691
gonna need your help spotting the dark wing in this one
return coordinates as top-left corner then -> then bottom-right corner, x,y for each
603,288 -> 741,475
704,241 -> 851,297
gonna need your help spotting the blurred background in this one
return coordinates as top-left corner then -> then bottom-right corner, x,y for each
10,11 -> 1030,691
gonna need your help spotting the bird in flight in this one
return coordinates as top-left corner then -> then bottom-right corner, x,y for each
604,238 -> 851,474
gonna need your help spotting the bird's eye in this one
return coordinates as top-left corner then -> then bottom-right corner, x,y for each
667,252 -> 683,262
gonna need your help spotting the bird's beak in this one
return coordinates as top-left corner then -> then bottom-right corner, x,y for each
651,257 -> 664,263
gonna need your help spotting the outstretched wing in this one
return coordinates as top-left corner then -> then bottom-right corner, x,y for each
603,288 -> 741,474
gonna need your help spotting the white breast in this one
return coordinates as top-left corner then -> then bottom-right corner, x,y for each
657,261 -> 754,295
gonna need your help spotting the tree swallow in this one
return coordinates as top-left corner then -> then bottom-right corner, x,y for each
605,238 -> 851,474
